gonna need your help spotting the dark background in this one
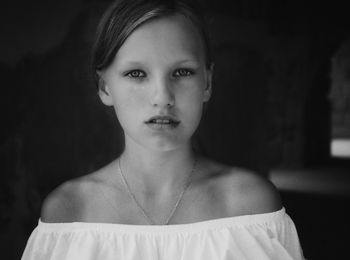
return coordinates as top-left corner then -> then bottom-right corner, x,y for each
1,0 -> 350,259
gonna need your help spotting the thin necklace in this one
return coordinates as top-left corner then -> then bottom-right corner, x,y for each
118,156 -> 197,225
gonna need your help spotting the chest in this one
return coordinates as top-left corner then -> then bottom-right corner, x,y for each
81,179 -> 231,225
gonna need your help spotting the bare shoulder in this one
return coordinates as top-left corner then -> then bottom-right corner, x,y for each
41,160 -> 121,223
215,165 -> 282,216
41,180 -> 78,223
197,157 -> 281,215
40,172 -> 105,223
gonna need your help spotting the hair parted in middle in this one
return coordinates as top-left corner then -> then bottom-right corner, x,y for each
91,0 -> 212,90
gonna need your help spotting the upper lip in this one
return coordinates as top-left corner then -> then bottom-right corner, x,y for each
145,115 -> 180,124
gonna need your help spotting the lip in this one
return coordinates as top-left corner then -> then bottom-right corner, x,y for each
145,115 -> 180,125
145,115 -> 180,131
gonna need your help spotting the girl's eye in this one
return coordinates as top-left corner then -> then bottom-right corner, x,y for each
173,68 -> 194,77
125,70 -> 146,78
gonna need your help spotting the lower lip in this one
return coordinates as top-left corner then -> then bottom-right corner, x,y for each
146,122 -> 180,131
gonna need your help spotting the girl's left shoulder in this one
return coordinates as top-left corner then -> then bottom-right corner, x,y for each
222,167 -> 282,214
201,158 -> 282,216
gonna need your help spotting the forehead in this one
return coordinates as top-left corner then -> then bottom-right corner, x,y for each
114,14 -> 205,66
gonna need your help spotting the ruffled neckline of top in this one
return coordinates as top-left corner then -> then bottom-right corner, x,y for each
37,207 -> 286,235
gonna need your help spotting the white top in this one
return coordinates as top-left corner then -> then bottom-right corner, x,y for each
21,207 -> 304,260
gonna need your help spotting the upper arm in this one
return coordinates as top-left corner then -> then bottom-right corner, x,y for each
40,181 -> 80,223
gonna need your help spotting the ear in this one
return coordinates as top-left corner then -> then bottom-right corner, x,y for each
97,72 -> 114,106
203,63 -> 214,102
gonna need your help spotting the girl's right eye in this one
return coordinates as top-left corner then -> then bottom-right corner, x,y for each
125,70 -> 146,78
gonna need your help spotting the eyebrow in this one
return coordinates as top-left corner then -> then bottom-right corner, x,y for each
121,58 -> 199,65
120,59 -> 200,67
175,59 -> 200,64
120,61 -> 145,67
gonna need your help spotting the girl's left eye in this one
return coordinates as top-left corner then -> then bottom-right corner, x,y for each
173,68 -> 194,77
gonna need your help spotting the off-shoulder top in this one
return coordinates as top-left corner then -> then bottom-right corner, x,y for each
21,207 -> 304,260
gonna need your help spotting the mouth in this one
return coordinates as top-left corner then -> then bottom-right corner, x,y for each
145,115 -> 180,127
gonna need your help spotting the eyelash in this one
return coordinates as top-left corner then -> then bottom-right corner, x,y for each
124,68 -> 195,79
173,68 -> 195,77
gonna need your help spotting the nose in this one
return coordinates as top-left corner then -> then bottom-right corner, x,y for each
150,78 -> 175,108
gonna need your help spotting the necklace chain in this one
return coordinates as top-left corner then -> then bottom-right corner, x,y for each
118,156 -> 197,225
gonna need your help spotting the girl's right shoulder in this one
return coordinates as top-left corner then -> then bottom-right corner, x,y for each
40,173 -> 101,223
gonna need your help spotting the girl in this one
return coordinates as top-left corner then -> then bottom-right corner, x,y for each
22,0 -> 304,259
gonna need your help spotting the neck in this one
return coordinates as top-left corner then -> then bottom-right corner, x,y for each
120,140 -> 196,194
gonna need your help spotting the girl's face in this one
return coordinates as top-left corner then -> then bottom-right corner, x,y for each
100,14 -> 212,152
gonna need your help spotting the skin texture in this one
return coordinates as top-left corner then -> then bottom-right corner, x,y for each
41,15 -> 281,225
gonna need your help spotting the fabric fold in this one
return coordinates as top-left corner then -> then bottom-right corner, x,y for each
22,207 -> 304,260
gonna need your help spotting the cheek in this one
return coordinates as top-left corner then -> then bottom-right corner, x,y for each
177,83 -> 205,120
179,78 -> 206,105
111,88 -> 147,120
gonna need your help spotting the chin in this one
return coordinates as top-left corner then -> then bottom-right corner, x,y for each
125,127 -> 194,153
138,134 -> 192,153
147,139 -> 185,152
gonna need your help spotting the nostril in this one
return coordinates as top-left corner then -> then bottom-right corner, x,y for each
150,93 -> 175,107
152,101 -> 174,107
150,80 -> 175,107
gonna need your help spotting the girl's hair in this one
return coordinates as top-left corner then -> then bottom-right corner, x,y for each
91,0 -> 212,89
